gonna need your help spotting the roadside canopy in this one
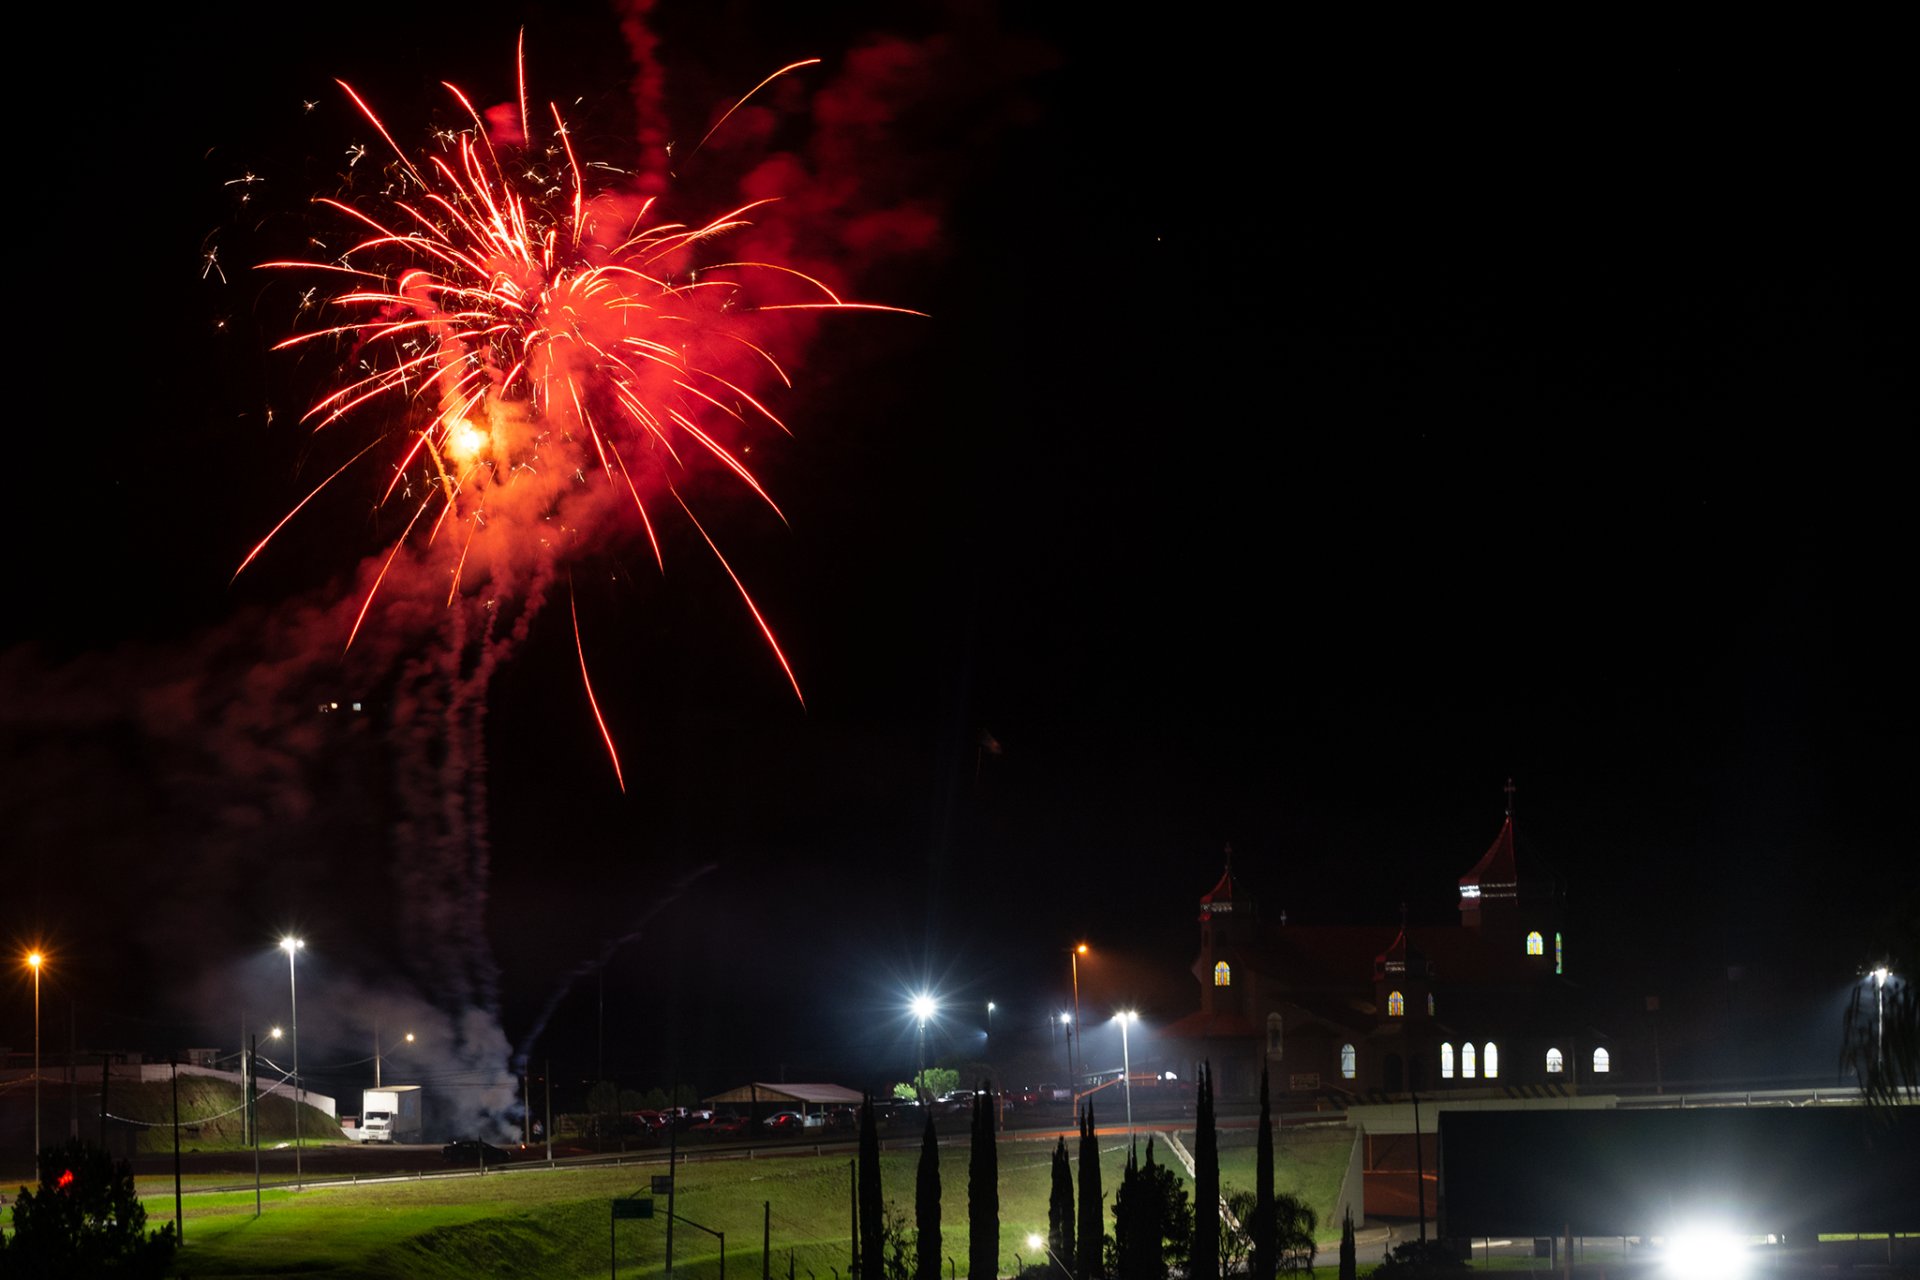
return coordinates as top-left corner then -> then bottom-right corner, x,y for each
704,1083 -> 864,1108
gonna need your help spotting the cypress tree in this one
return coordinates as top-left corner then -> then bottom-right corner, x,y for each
917,1110 -> 942,1280
860,1092 -> 884,1280
1338,1206 -> 1357,1280
967,1082 -> 999,1280
1252,1065 -> 1274,1280
1190,1063 -> 1218,1280
1076,1104 -> 1103,1280
1049,1136 -> 1076,1271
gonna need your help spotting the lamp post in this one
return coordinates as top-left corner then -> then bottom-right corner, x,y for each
280,936 -> 303,1187
1116,1010 -> 1137,1152
912,994 -> 937,1102
27,951 -> 43,1158
375,1026 -> 415,1089
986,1001 -> 995,1057
1872,966 -> 1891,1066
1070,944 -> 1088,1094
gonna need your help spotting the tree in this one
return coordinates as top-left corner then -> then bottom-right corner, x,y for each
1840,898 -> 1918,1112
861,1093 -> 885,1280
1271,1192 -> 1318,1276
1111,1139 -> 1188,1280
1190,1062 -> 1218,1280
1251,1065 -> 1274,1280
967,1082 -> 999,1280
1339,1206 -> 1357,1280
3,1139 -> 179,1278
896,1067 -> 961,1102
1076,1104 -> 1105,1280
916,1110 -> 942,1280
1048,1136 -> 1076,1272
1221,1189 -> 1256,1277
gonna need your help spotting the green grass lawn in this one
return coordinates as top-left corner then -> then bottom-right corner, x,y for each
131,1128 -> 1195,1279
1207,1123 -> 1353,1243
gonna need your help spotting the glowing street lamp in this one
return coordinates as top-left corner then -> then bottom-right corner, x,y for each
280,936 -> 304,1187
374,1024 -> 416,1089
911,994 -> 937,1102
1116,1010 -> 1138,1151
1069,943 -> 1089,1093
26,951 -> 43,1158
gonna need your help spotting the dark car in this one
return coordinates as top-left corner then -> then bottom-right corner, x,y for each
443,1139 -> 513,1165
690,1114 -> 747,1137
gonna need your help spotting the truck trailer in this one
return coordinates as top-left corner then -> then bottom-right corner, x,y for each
357,1084 -> 425,1143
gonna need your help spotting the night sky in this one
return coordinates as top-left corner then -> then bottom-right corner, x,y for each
4,6 -> 1910,1115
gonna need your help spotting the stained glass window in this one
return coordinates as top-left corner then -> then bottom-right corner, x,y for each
1462,1043 -> 1477,1078
1340,1044 -> 1356,1079
1440,1043 -> 1454,1079
1213,961 -> 1230,987
1527,931 -> 1544,956
1387,990 -> 1405,1017
1546,1047 -> 1563,1073
1593,1047 -> 1611,1073
1483,1042 -> 1499,1078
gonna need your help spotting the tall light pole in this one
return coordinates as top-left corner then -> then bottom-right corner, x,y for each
1873,966 -> 1891,1066
1059,1013 -> 1074,1088
27,951 -> 43,1158
1116,1011 -> 1137,1152
375,1026 -> 414,1089
1070,944 -> 1088,1094
986,1001 -> 996,1057
912,994 -> 937,1102
281,936 -> 303,1187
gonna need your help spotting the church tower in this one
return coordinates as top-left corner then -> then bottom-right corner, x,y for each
1458,779 -> 1564,978
1194,847 -> 1255,1017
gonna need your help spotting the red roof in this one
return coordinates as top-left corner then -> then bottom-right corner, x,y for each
1459,814 -> 1518,900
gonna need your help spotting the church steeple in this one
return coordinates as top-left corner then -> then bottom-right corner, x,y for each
1459,779 -> 1520,928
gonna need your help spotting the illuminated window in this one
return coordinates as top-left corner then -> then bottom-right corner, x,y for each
1462,1043 -> 1477,1078
1527,931 -> 1544,956
1213,961 -> 1231,987
1387,991 -> 1405,1017
1483,1042 -> 1499,1078
1546,1047 -> 1563,1073
1555,932 -> 1563,974
1592,1047 -> 1610,1074
1340,1044 -> 1356,1079
1428,993 -> 1436,1016
1267,1013 -> 1283,1056
1440,1043 -> 1454,1079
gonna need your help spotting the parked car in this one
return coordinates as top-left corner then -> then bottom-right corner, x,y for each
690,1114 -> 747,1137
762,1110 -> 807,1131
442,1139 -> 513,1165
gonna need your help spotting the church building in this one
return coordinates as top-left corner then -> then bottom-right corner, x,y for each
1161,784 -> 1613,1102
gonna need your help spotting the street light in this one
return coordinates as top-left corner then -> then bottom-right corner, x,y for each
912,994 -> 937,1102
1116,1010 -> 1138,1152
986,1001 -> 996,1056
1873,966 -> 1892,1067
374,1024 -> 416,1089
280,936 -> 304,1187
1070,943 -> 1089,1094
26,951 -> 42,1158
1059,1012 -> 1074,1087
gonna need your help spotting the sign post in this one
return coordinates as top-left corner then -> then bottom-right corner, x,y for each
611,1197 -> 655,1278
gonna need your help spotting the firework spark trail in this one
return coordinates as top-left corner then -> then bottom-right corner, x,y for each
248,54 -> 917,785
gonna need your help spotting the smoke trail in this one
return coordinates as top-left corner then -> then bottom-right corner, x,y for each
511,861 -> 719,1074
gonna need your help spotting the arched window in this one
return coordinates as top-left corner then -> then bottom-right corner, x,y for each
1555,932 -> 1564,975
1428,993 -> 1436,1016
1340,1044 -> 1356,1079
1546,1047 -> 1564,1074
1526,931 -> 1544,956
1267,1013 -> 1283,1056
1213,961 -> 1231,987
1592,1047 -> 1611,1074
1440,1043 -> 1454,1079
1387,990 -> 1405,1017
1483,1042 -> 1499,1078
1462,1043 -> 1477,1078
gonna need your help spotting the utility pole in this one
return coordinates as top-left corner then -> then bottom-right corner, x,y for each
545,1060 -> 553,1164
250,1035 -> 262,1218
171,1057 -> 184,1243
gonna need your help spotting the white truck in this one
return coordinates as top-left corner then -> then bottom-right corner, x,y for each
356,1085 -> 425,1143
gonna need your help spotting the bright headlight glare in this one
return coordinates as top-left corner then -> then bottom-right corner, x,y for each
1664,1226 -> 1750,1278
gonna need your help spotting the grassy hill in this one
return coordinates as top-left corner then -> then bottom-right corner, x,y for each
101,1076 -> 344,1155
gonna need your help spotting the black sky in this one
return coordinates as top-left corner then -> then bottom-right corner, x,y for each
4,6 -> 1911,1102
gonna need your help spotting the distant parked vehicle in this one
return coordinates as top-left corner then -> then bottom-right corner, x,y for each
763,1110 -> 807,1131
690,1114 -> 746,1136
443,1139 -> 513,1165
